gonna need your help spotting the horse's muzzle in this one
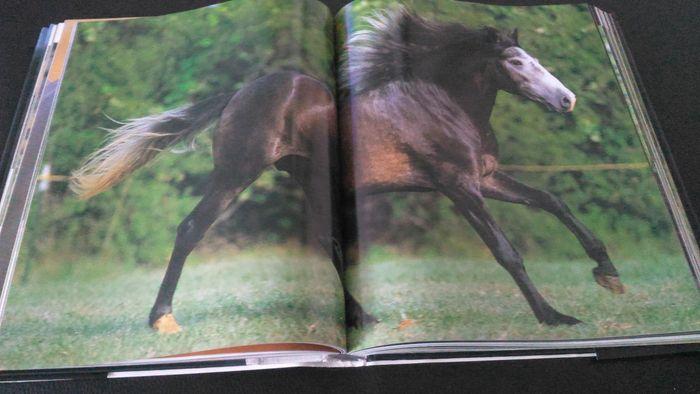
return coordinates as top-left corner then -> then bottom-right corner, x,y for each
560,94 -> 576,112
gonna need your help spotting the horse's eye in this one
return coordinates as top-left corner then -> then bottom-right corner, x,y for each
508,59 -> 523,66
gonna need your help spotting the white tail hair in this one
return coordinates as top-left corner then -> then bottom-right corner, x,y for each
70,93 -> 231,199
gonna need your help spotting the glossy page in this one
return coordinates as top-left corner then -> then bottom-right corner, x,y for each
336,0 -> 700,351
0,0 -> 346,370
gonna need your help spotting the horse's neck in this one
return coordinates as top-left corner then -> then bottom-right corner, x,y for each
445,73 -> 500,156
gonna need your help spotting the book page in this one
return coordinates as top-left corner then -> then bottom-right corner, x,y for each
335,0 -> 700,352
0,0 -> 346,370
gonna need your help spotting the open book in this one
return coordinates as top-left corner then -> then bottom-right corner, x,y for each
1,0 -> 699,377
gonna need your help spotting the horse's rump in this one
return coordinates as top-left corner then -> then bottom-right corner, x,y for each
213,72 -> 337,177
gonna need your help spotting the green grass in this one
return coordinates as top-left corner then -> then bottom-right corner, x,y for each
0,247 -> 345,370
346,251 -> 700,351
2,247 -> 699,369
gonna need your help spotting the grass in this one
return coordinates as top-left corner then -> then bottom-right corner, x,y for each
2,246 -> 698,369
0,246 -> 345,370
346,250 -> 700,351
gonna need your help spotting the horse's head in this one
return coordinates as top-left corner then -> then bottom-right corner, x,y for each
345,8 -> 576,114
487,28 -> 576,113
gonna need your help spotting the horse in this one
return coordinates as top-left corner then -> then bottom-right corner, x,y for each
338,8 -> 625,327
71,7 -> 624,333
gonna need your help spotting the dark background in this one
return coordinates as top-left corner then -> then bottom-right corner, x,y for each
1,0 -> 698,391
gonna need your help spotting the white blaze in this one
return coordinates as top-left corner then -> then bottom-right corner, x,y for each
501,47 -> 576,112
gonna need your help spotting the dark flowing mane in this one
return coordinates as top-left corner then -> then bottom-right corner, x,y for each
341,7 -> 518,95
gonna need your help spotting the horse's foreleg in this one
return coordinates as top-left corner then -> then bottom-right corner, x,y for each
312,205 -> 378,329
283,155 -> 377,328
309,205 -> 377,329
149,178 -> 248,333
441,178 -> 581,325
481,171 -> 624,294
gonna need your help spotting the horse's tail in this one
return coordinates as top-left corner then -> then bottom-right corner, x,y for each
70,93 -> 232,200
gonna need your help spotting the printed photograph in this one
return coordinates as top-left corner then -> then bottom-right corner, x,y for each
0,0 -> 345,369
337,0 -> 700,350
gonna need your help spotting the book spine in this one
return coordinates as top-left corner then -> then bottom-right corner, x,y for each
321,353 -> 367,367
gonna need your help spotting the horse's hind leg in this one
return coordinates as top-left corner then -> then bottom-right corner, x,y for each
278,155 -> 377,328
439,175 -> 581,325
149,171 -> 258,333
481,171 -> 624,294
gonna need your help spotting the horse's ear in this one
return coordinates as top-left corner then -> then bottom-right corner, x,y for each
483,27 -> 499,44
510,28 -> 519,44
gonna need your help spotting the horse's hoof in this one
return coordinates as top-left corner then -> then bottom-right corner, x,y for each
594,271 -> 625,294
362,312 -> 379,326
541,311 -> 582,326
151,313 -> 182,334
347,310 -> 379,329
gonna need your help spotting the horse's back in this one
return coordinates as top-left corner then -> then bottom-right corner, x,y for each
214,72 -> 336,172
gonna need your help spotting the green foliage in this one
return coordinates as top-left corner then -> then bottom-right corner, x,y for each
19,0 -> 686,278
339,1 -> 681,260
20,0 -> 334,272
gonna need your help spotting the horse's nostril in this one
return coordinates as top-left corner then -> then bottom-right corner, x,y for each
560,95 -> 575,112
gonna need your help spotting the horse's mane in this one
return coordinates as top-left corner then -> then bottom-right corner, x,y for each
341,6 -> 517,95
